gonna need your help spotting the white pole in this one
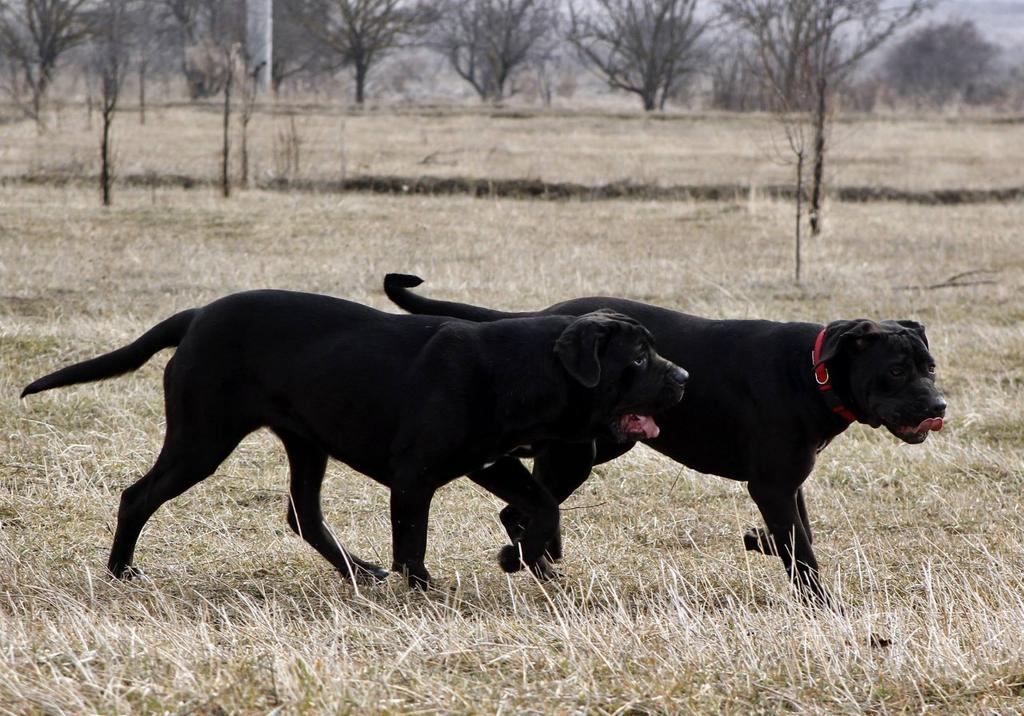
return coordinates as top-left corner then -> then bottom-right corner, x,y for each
247,0 -> 273,92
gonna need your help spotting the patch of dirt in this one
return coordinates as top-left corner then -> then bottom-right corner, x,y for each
4,173 -> 1022,205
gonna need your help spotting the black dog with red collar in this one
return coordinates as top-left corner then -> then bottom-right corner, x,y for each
385,274 -> 948,609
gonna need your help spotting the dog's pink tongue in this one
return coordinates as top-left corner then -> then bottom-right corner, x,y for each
914,417 -> 944,433
625,414 -> 660,439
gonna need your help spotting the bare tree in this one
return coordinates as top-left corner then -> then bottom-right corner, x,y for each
530,46 -> 571,106
566,0 -> 710,111
0,0 -> 91,126
709,36 -> 766,110
884,19 -> 1000,107
285,0 -> 431,105
431,0 -> 556,102
158,0 -> 201,85
720,0 -> 932,235
272,0 -> 334,93
134,3 -> 154,123
159,0 -> 244,99
90,0 -> 133,206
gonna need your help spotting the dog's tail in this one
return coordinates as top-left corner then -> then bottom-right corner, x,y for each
21,309 -> 198,398
383,273 -> 525,322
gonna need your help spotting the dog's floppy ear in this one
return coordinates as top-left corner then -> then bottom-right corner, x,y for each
884,319 -> 929,348
555,312 -> 617,388
817,319 -> 883,365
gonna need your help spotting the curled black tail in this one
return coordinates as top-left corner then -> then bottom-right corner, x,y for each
383,273 -> 524,322
21,309 -> 198,398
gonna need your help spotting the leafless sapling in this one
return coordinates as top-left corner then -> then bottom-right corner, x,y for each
91,0 -> 133,207
221,43 -> 239,198
239,56 -> 262,188
720,0 -> 933,235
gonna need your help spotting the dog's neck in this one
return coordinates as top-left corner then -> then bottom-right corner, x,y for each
808,329 -> 864,442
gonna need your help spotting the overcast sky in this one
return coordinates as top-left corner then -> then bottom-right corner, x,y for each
924,0 -> 1024,48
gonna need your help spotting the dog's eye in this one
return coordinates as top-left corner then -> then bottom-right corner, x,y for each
633,355 -> 648,368
889,365 -> 906,377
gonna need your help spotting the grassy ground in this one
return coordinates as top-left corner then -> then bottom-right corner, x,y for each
3,103 -> 1024,192
1,183 -> 1023,713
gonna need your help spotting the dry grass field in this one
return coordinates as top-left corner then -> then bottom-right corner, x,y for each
1,106 -> 1023,713
3,104 -> 1024,192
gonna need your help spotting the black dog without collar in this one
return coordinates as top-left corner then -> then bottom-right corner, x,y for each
22,290 -> 687,588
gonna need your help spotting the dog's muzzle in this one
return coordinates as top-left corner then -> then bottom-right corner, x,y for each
888,396 -> 946,444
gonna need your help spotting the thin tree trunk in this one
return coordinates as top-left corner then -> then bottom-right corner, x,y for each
289,114 -> 300,176
658,73 -> 673,110
222,67 -> 232,198
138,59 -> 146,124
795,149 -> 804,283
101,110 -> 112,206
240,118 -> 249,187
33,65 -> 55,131
354,62 -> 366,105
494,67 -> 508,102
32,85 -> 44,132
339,118 -> 347,181
809,76 -> 827,236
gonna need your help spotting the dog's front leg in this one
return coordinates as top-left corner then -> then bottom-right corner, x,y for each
747,481 -> 839,611
389,483 -> 436,589
470,457 -> 561,580
499,440 -> 597,563
744,486 -> 814,554
796,487 -> 813,544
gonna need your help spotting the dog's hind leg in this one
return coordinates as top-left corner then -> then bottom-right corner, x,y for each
279,431 -> 388,582
107,430 -> 245,579
108,359 -> 255,579
388,479 -> 437,589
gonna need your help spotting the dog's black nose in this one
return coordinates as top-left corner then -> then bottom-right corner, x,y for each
929,396 -> 947,417
669,366 -> 689,386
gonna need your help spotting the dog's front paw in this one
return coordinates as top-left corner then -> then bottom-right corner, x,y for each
498,544 -> 524,573
354,563 -> 390,584
499,545 -> 561,580
743,527 -> 778,556
393,562 -> 433,590
800,584 -> 845,614
529,555 -> 562,582
407,572 -> 432,590
108,563 -> 147,581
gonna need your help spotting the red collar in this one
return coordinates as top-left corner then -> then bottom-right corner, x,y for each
812,329 -> 858,424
